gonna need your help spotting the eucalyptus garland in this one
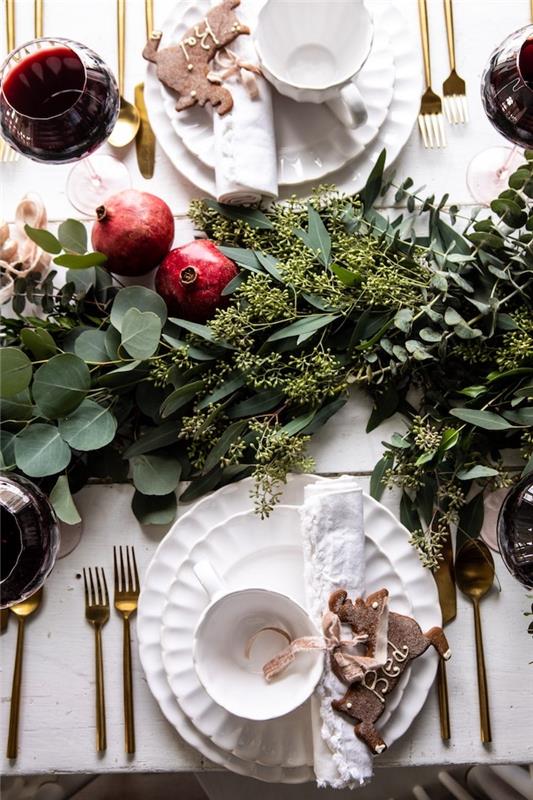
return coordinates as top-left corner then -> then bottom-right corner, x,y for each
1,150 -> 532,569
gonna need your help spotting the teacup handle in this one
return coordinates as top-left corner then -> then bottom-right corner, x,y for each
326,83 -> 368,129
193,559 -> 226,601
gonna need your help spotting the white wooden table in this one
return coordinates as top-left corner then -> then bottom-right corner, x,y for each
1,0 -> 533,780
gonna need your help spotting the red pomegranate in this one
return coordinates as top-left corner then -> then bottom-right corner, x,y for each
155,240 -> 238,322
91,189 -> 174,276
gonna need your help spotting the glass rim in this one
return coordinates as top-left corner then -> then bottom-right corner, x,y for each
515,26 -> 533,92
0,37 -> 89,122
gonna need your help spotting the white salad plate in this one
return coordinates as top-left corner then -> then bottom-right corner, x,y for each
160,505 -> 412,769
144,1 -> 420,198
159,0 -> 395,186
137,475 -> 441,783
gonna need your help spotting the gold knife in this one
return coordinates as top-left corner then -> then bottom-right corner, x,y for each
432,525 -> 456,740
135,0 -> 156,179
34,0 -> 43,37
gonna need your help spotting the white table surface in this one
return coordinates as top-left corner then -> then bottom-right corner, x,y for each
1,0 -> 533,779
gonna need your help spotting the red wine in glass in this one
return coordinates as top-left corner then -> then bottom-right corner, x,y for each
468,25 -> 533,203
0,38 -> 130,213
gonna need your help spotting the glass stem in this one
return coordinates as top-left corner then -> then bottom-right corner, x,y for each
496,146 -> 520,179
84,157 -> 103,187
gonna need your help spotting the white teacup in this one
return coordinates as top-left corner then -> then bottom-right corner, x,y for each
192,560 -> 323,721
254,0 -> 373,128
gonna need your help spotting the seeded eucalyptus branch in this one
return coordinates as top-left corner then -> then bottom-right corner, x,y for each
1,149 -> 531,569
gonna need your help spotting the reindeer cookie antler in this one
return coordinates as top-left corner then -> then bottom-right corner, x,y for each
143,0 -> 250,115
330,588 -> 451,755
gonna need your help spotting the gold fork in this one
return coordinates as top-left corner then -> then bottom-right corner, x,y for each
442,0 -> 468,124
1,0 -> 19,163
417,0 -> 446,148
83,567 -> 110,752
114,546 -> 140,754
6,588 -> 43,759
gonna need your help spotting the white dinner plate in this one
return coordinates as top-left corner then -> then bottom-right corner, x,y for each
160,505 -> 412,768
137,475 -> 441,783
159,0 -> 395,186
144,1 -> 420,199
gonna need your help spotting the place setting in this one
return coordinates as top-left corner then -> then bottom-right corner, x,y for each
1,0 -> 533,794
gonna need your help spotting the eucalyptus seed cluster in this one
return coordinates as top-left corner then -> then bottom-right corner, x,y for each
409,521 -> 448,570
495,310 -> 533,370
411,416 -> 442,451
238,273 -> 294,322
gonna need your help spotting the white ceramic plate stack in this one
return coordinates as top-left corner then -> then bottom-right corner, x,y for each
144,0 -> 421,198
137,475 -> 442,783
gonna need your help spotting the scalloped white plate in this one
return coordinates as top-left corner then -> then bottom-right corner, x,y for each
144,1 -> 420,198
137,476 -> 441,783
160,505 -> 412,769
159,0 -> 394,186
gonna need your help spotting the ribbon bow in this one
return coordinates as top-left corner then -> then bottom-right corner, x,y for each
207,48 -> 263,100
258,609 -> 388,685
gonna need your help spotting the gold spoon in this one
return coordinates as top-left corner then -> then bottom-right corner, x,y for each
108,0 -> 140,148
6,588 -> 43,759
456,539 -> 494,744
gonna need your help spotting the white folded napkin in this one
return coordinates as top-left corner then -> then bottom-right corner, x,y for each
300,476 -> 372,789
212,3 -> 278,205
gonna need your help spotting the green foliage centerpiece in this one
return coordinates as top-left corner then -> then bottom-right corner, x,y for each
1,151 -> 532,568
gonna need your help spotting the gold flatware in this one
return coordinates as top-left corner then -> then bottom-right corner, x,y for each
113,546 -> 140,754
456,539 -> 494,744
83,567 -> 110,752
433,528 -> 456,740
1,0 -> 19,163
417,0 -> 446,148
134,0 -> 156,178
6,588 -> 43,759
108,0 -> 141,148
34,0 -> 43,38
1,608 -> 9,633
442,0 -> 468,124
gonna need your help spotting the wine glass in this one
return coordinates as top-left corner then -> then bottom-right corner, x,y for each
0,38 -> 130,215
467,25 -> 533,204
497,474 -> 533,590
0,475 -> 60,609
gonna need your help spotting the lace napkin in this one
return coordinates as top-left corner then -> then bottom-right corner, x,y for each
212,3 -> 278,205
300,476 -> 372,789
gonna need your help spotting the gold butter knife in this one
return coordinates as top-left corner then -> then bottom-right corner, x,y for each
433,525 -> 456,740
34,0 -> 43,37
135,0 -> 156,179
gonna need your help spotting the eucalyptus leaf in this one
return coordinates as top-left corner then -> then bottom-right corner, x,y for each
58,399 -> 117,451
359,149 -> 386,212
439,428 -> 460,451
419,327 -> 442,343
20,327 -> 57,360
221,272 -> 246,295
57,219 -> 88,254
331,263 -> 361,286
160,380 -> 205,418
54,252 -> 107,269
450,408 -> 515,430
255,251 -> 284,282
50,474 -> 81,524
197,373 -> 245,411
24,225 -> 61,254
503,406 -> 533,426
456,491 -> 484,550
0,348 -> 33,398
132,490 -> 177,524
203,420 -> 247,474
457,465 -> 499,480
266,314 -> 339,343
168,317 -> 234,349
203,200 -> 274,230
393,308 -> 413,333
33,353 -> 90,418
15,423 -> 71,477
0,389 -> 34,421
111,286 -> 167,332
121,308 -> 162,359
0,430 -> 16,469
74,330 -> 111,363
180,467 -> 223,503
228,389 -> 284,418
65,267 -> 96,295
123,421 -> 180,458
218,247 -> 262,272
131,454 -> 182,495
370,454 -> 391,500
279,410 -> 316,436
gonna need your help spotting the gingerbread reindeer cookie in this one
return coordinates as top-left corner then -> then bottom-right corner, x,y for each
329,588 -> 451,755
143,0 -> 250,115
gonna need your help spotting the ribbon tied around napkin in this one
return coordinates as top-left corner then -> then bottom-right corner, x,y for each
207,48 -> 263,100
259,600 -> 389,686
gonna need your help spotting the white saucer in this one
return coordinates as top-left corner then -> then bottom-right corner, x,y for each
160,0 -> 395,186
137,476 -> 441,783
144,1 -> 420,198
160,505 -> 412,768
